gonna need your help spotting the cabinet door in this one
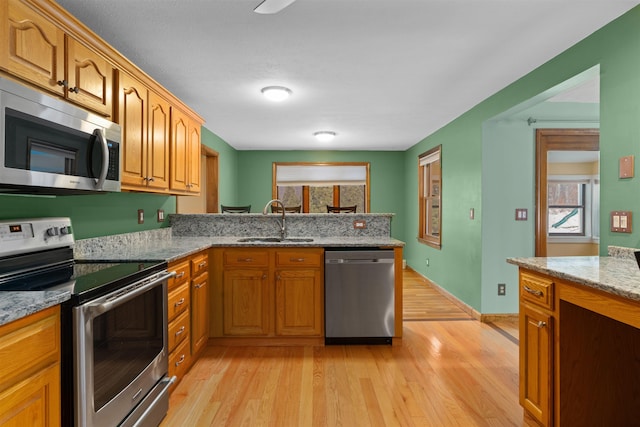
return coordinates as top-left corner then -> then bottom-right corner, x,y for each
147,90 -> 170,190
0,0 -> 65,95
275,268 -> 323,336
191,272 -> 209,355
520,303 -> 553,426
170,108 -> 189,192
223,269 -> 269,336
187,120 -> 201,193
0,363 -> 60,427
119,73 -> 148,188
66,37 -> 113,117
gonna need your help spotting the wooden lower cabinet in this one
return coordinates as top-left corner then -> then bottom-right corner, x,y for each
213,247 -> 324,341
520,302 -> 552,426
223,268 -> 270,336
519,270 -> 555,426
0,306 -> 61,426
167,250 -> 209,392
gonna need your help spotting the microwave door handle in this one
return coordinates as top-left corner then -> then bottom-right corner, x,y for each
93,128 -> 109,190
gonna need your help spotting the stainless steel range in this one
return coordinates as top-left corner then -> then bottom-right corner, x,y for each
0,217 -> 175,427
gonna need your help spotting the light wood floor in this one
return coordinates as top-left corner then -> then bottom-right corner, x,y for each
162,269 -> 527,426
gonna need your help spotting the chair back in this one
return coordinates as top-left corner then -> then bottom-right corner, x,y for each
221,205 -> 251,213
271,205 -> 302,213
326,205 -> 357,213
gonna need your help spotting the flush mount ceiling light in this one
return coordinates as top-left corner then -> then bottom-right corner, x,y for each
313,131 -> 336,142
261,86 -> 292,102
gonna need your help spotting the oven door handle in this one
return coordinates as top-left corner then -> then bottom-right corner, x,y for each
89,271 -> 175,315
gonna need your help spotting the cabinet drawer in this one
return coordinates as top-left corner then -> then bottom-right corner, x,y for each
223,249 -> 269,267
520,272 -> 554,310
168,337 -> 191,382
275,249 -> 323,267
0,306 -> 59,392
168,309 -> 190,352
168,259 -> 190,290
168,282 -> 190,321
191,252 -> 209,277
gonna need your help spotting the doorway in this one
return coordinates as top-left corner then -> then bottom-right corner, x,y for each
176,145 -> 219,213
535,129 -> 599,256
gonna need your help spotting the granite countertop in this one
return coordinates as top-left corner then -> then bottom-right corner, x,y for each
0,290 -> 71,327
76,235 -> 405,262
507,255 -> 640,303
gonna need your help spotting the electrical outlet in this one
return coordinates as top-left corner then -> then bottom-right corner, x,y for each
157,209 -> 164,222
425,258 -> 430,267
137,209 -> 144,224
498,283 -> 506,296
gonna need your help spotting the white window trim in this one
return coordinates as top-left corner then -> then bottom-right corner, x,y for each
547,174 -> 599,244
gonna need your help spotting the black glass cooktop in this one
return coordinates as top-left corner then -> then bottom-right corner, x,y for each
0,258 -> 167,304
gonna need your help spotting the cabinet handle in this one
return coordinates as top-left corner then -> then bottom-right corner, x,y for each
174,271 -> 185,279
69,86 -> 79,94
262,275 -> 267,280
276,275 -> 281,281
537,321 -> 547,328
290,258 -> 305,262
198,261 -> 207,268
175,354 -> 185,366
174,298 -> 185,307
57,80 -> 68,87
239,258 -> 253,262
175,326 -> 185,337
523,285 -> 544,297
148,177 -> 155,182
194,282 -> 205,289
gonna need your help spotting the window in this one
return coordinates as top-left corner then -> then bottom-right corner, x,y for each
273,163 -> 370,213
548,177 -> 599,239
418,145 -> 441,248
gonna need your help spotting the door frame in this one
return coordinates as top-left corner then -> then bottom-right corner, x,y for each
535,129 -> 599,256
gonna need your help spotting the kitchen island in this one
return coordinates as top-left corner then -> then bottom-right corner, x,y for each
508,251 -> 640,427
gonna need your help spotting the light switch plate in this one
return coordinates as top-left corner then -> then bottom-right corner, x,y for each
515,208 -> 528,221
611,211 -> 632,233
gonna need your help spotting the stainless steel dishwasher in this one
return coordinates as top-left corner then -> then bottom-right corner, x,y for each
325,248 -> 395,344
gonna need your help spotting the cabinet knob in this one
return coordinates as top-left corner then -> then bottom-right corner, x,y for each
69,86 -> 79,94
57,80 -> 68,87
537,321 -> 547,328
263,274 -> 267,280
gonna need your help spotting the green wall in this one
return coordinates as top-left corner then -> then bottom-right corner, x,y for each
0,127 -> 237,239
402,6 -> 640,313
201,127 -> 239,207
235,151 -> 406,240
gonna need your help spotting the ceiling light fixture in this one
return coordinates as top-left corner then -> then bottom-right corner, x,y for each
261,86 -> 292,102
313,131 -> 336,142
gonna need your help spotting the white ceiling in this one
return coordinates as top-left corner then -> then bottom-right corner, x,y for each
55,0 -> 639,151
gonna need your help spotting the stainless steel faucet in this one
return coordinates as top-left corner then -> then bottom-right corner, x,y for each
262,199 -> 286,240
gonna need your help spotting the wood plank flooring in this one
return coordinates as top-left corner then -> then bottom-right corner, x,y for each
403,268 -> 473,321
162,269 -> 528,426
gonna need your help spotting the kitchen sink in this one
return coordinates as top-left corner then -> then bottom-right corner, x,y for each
236,237 -> 314,243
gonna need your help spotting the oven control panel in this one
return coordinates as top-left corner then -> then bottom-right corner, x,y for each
0,217 -> 74,257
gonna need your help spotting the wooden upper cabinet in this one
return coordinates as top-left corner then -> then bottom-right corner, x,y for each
188,122 -> 201,193
0,0 -> 113,117
119,73 -> 148,188
0,0 -> 65,96
171,108 -> 189,192
147,91 -> 171,190
66,36 -> 113,117
171,107 -> 200,194
119,72 -> 170,192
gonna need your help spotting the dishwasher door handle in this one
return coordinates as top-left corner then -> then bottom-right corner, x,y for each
326,258 -> 394,264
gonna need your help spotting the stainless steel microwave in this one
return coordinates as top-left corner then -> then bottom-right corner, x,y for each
0,77 -> 121,195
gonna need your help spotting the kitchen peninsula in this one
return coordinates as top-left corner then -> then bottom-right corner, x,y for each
508,248 -> 640,427
75,212 -> 405,344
